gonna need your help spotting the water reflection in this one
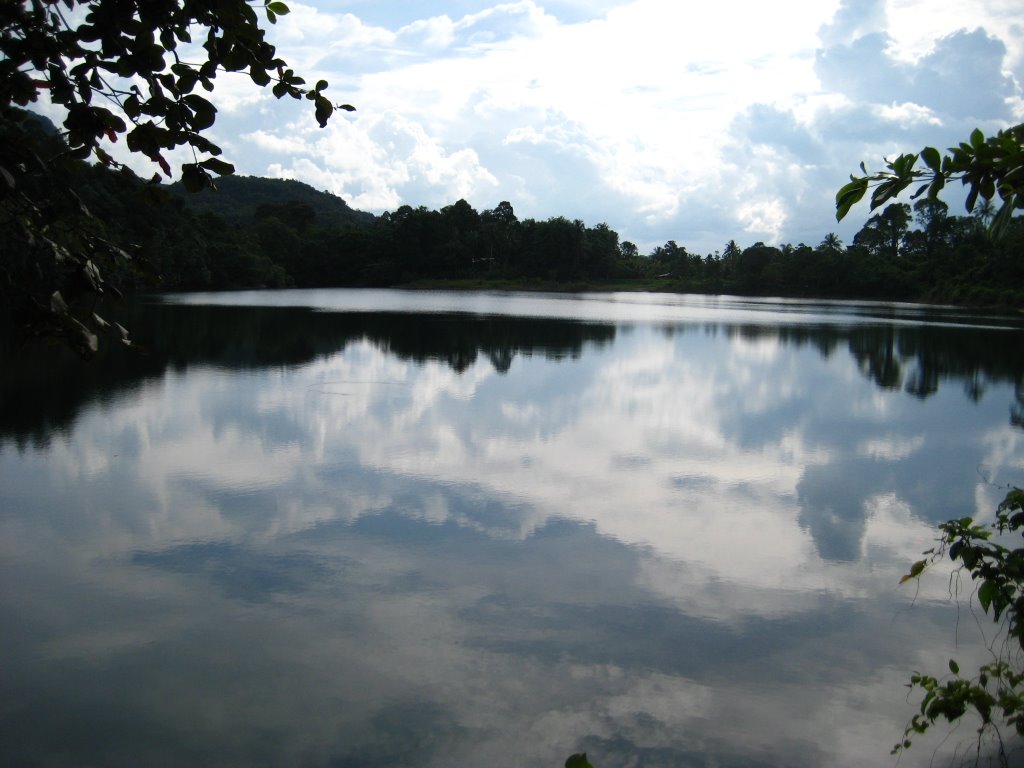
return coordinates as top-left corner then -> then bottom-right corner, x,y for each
1,290 -> 1023,767
0,303 -> 617,448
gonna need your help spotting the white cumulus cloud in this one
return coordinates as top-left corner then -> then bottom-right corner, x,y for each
198,0 -> 1024,253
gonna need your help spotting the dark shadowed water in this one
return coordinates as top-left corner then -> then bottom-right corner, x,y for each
2,289 -> 1023,767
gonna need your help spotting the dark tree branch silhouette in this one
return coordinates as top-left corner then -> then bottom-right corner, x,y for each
1,0 -> 353,355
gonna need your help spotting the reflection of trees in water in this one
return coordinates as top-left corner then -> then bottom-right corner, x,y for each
725,323 -> 844,360
723,322 -> 1022,404
848,325 -> 1022,401
851,328 -> 903,390
3,303 -> 1022,449
1012,385 -> 1024,429
719,321 -> 1024,562
4,300 -> 1022,568
361,313 -> 614,374
807,324 -> 1022,561
0,303 -> 616,447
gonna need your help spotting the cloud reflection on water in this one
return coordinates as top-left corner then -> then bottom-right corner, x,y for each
2,292 -> 1023,767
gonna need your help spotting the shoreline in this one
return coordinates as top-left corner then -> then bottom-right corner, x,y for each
391,278 -> 1024,314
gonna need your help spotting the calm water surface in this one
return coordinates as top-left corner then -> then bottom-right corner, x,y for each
2,290 -> 1023,767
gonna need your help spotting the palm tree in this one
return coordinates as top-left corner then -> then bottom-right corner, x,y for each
818,232 -> 843,253
973,197 -> 996,226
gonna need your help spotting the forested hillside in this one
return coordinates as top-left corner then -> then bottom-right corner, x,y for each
8,113 -> 1024,307
168,175 -> 375,230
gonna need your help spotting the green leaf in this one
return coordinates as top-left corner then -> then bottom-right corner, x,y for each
927,174 -> 945,199
900,559 -> 927,584
921,146 -> 942,172
971,128 -> 985,149
962,546 -> 978,569
965,185 -> 979,213
892,153 -> 917,177
267,1 -> 290,14
978,579 -> 997,613
870,180 -> 898,210
949,659 -> 959,675
949,540 -> 963,561
835,178 -> 868,221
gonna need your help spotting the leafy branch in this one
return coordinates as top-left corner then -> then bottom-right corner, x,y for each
1,0 -> 355,354
836,125 -> 1024,239
893,489 -> 1024,766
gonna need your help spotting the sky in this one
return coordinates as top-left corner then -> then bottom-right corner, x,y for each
101,0 -> 1024,253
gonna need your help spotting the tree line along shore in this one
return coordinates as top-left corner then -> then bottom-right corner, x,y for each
7,113 -> 1024,310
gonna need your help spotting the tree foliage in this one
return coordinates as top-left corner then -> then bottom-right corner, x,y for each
12,131 -> 1024,311
894,490 -> 1024,766
1,0 -> 351,354
2,0 -> 352,186
842,125 -> 1024,765
836,124 -> 1024,239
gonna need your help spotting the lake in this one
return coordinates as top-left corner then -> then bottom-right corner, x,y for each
2,289 -> 1023,767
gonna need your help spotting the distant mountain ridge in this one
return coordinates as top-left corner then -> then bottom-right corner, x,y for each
169,174 -> 376,229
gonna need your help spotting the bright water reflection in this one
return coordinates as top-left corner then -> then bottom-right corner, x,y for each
2,290 -> 1023,767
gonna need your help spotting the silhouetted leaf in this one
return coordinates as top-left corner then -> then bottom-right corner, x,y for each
180,163 -> 210,192
314,94 -> 333,127
200,157 -> 235,176
921,147 -> 941,172
978,579 -> 996,613
565,754 -> 594,768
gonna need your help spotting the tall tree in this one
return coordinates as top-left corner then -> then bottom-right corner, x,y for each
480,201 -> 518,274
818,232 -> 843,253
905,198 -> 954,261
583,222 -> 620,279
852,203 -> 911,260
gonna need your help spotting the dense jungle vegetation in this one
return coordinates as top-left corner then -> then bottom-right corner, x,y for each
7,112 -> 1023,311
